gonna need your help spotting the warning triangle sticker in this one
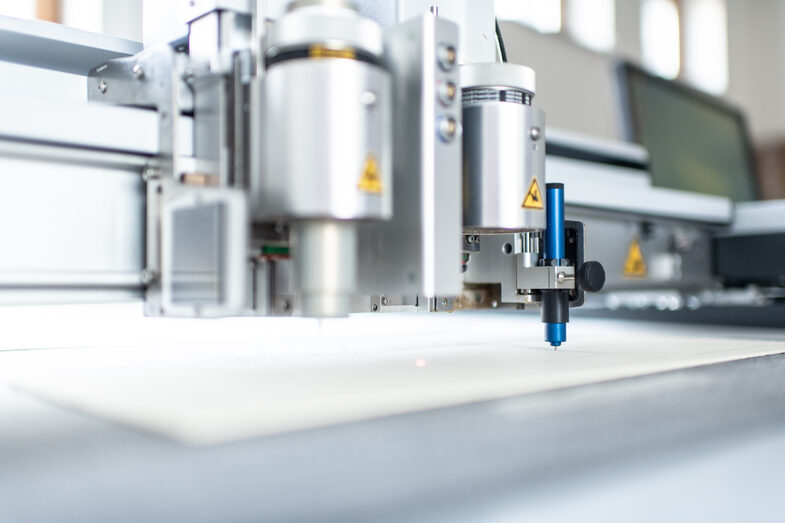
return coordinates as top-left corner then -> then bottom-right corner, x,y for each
357,154 -> 383,195
623,238 -> 647,277
522,177 -> 544,209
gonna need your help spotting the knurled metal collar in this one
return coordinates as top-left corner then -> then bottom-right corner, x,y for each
460,63 -> 536,96
265,1 -> 383,58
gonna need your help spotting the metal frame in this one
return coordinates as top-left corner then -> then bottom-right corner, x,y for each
0,15 -> 141,75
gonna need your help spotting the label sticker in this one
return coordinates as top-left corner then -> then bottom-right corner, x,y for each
623,238 -> 648,277
522,177 -> 544,210
357,154 -> 383,195
309,44 -> 356,60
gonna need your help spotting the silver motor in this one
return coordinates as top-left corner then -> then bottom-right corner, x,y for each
258,0 -> 392,317
461,63 -> 546,233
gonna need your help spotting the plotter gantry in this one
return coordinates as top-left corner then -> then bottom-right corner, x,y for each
87,0 -> 605,347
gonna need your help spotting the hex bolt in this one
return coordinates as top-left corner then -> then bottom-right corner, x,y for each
132,64 -> 145,80
142,167 -> 161,182
140,269 -> 158,285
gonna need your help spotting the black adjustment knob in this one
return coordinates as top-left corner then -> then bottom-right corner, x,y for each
577,261 -> 605,293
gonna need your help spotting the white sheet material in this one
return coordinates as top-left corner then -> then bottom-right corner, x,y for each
1,309 -> 783,445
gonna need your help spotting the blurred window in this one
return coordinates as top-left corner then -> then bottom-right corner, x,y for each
496,0 -> 562,34
0,0 -> 36,20
62,0 -> 103,34
683,0 -> 728,94
0,0 -> 141,41
641,0 -> 681,79
566,0 -> 616,52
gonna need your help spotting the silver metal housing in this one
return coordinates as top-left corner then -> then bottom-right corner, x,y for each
462,63 -> 546,233
265,2 -> 384,57
254,2 -> 392,317
291,219 -> 357,317
257,58 -> 392,220
461,62 -> 536,94
355,14 -> 463,301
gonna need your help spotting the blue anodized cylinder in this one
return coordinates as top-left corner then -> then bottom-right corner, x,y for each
544,183 -> 566,346
544,184 -> 565,261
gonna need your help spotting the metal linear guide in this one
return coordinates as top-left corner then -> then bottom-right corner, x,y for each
0,136 -> 147,303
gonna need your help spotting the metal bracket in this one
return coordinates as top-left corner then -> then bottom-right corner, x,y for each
159,182 -> 249,317
516,265 -> 575,291
184,0 -> 254,23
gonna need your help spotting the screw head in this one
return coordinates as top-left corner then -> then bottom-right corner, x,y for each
437,116 -> 460,142
140,269 -> 157,285
132,64 -> 145,80
438,81 -> 457,106
142,167 -> 161,182
530,127 -> 541,141
98,81 -> 107,93
381,296 -> 390,306
437,43 -> 457,71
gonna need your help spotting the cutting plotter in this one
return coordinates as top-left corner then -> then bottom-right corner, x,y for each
2,4 -> 785,522
1,0 -> 613,347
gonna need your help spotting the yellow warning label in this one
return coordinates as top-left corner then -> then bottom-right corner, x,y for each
623,238 -> 648,277
357,154 -> 383,195
522,177 -> 544,210
309,44 -> 356,60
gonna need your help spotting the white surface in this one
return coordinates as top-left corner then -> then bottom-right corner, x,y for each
0,304 -> 782,445
547,127 -> 649,164
0,149 -> 144,285
731,199 -> 785,235
0,61 -> 86,102
550,156 -> 734,224
0,14 -> 140,55
0,14 -> 141,74
0,95 -> 158,154
460,63 -> 536,93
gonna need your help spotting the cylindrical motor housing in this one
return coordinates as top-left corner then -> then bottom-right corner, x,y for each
290,219 -> 357,318
256,1 -> 391,317
258,1 -> 392,221
462,63 -> 546,232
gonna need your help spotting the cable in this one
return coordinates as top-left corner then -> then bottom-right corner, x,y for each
495,18 -> 508,63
